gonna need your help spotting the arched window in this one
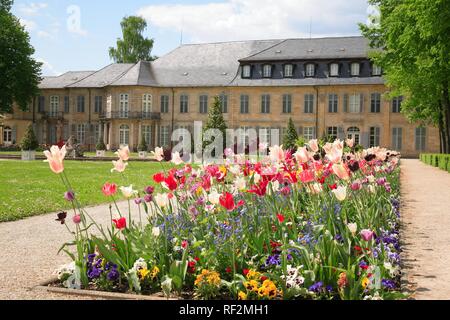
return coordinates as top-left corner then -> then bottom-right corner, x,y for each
347,127 -> 361,146
119,124 -> 130,146
3,126 -> 12,145
142,94 -> 152,115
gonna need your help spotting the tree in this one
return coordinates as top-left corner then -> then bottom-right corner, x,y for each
283,118 -> 298,151
109,16 -> 156,63
0,0 -> 42,114
203,96 -> 228,153
138,132 -> 148,152
95,135 -> 106,151
360,0 -> 450,153
20,124 -> 39,151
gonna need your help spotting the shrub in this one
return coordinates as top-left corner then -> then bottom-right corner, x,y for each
20,124 -> 39,151
138,132 -> 148,152
283,118 -> 298,151
95,135 -> 107,151
420,153 -> 450,173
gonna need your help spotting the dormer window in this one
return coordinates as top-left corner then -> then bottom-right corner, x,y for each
263,64 -> 272,78
372,64 -> 382,76
329,63 -> 339,77
242,65 -> 251,78
351,63 -> 360,76
305,63 -> 315,77
284,64 -> 294,78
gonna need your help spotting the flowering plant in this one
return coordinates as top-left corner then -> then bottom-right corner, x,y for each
49,141 -> 404,300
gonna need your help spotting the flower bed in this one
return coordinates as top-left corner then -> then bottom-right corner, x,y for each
46,140 -> 404,300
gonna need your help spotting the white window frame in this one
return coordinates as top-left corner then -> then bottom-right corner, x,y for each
77,124 -> 86,144
392,127 -> 403,150
351,63 -> 360,76
3,126 -> 12,145
119,94 -> 129,118
327,126 -> 338,140
349,94 -> 361,113
372,64 -> 382,76
261,94 -> 270,114
142,94 -> 152,114
240,95 -> 249,114
329,63 -> 339,77
142,125 -> 152,148
284,64 -> 293,77
415,127 -> 426,151
160,126 -> 170,147
161,95 -> 169,113
50,96 -> 59,117
347,127 -> 361,146
370,127 -> 381,147
263,64 -> 272,78
259,127 -> 271,146
328,94 -> 338,113
119,124 -> 130,146
283,94 -> 292,113
304,94 -> 314,113
303,127 -> 315,140
242,65 -> 251,78
199,95 -> 208,114
305,64 -> 315,77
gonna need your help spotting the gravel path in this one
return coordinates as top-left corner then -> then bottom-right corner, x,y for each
401,159 -> 450,300
0,201 -> 134,300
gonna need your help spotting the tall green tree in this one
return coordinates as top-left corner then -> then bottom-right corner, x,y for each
0,0 -> 42,113
109,16 -> 156,63
360,0 -> 450,153
283,118 -> 298,151
203,96 -> 228,152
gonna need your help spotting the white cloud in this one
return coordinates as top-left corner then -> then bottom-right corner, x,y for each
137,0 -> 370,43
36,58 -> 61,76
19,18 -> 37,32
18,2 -> 48,16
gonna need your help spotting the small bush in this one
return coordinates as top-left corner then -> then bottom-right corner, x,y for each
420,153 -> 450,173
20,125 -> 39,151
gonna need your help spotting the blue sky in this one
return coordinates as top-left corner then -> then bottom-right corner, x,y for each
13,0 -> 374,76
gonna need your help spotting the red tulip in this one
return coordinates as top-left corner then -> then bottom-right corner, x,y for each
163,175 -> 178,191
219,192 -> 236,211
181,240 -> 189,249
153,172 -> 165,183
299,170 -> 315,183
112,217 -> 126,230
276,214 -> 285,223
102,183 -> 117,197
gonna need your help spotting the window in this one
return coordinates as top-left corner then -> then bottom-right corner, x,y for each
372,64 -> 382,76
180,95 -> 189,113
38,96 -> 45,113
304,94 -> 314,113
263,64 -> 272,78
119,124 -> 130,146
370,127 -> 381,147
327,126 -> 338,140
347,127 -> 361,146
282,94 -> 292,113
284,64 -> 293,77
94,96 -> 103,113
3,126 -> 12,144
303,127 -> 315,140
242,65 -> 251,78
240,95 -> 249,114
50,96 -> 59,117
219,94 -> 228,113
305,64 -> 315,77
77,96 -> 85,113
349,94 -> 361,113
392,96 -> 403,113
94,124 -> 100,142
160,126 -> 170,147
328,94 -> 338,113
261,94 -> 271,113
119,94 -> 129,118
351,63 -> 360,76
392,127 -> 403,150
64,96 -> 70,113
142,125 -> 152,148
415,127 -> 426,151
199,95 -> 208,114
49,125 -> 57,144
161,95 -> 169,113
142,94 -> 152,114
329,63 -> 339,77
77,124 -> 86,144
259,127 -> 272,146
371,93 -> 381,113
239,126 -> 253,147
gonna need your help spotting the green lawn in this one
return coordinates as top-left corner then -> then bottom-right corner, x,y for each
0,160 -> 163,222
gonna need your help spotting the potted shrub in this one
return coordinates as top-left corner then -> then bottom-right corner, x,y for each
138,132 -> 148,159
95,135 -> 107,157
20,124 -> 39,161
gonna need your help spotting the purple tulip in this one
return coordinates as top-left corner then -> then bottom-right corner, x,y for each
144,194 -> 153,203
134,198 -> 143,205
64,191 -> 75,202
360,229 -> 374,241
144,186 -> 155,195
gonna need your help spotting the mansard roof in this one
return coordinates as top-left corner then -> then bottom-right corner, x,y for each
38,36 -> 384,89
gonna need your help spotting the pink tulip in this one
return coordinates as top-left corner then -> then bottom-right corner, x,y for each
115,146 -> 130,161
269,145 -> 285,163
332,163 -> 350,181
43,145 -> 67,174
294,147 -> 309,163
350,181 -> 362,191
111,159 -> 128,173
72,215 -> 81,224
308,139 -> 319,153
102,183 -> 117,197
346,138 -> 355,148
300,170 -> 315,183
360,229 -> 374,241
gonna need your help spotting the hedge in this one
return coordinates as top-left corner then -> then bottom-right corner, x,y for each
420,153 -> 450,173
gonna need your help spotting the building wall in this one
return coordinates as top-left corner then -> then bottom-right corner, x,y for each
2,84 -> 440,157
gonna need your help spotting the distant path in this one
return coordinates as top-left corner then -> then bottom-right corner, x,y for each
0,201 -> 132,300
401,159 -> 450,300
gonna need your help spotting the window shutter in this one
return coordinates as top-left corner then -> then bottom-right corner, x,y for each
360,93 -> 365,113
338,126 -> 345,140
343,94 -> 348,113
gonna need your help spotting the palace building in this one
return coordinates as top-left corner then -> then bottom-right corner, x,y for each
0,36 -> 440,157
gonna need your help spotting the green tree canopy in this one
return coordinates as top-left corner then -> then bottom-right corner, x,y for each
109,16 -> 156,63
203,96 -> 228,152
0,0 -> 42,113
283,118 -> 298,151
20,124 -> 39,150
360,0 -> 450,153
